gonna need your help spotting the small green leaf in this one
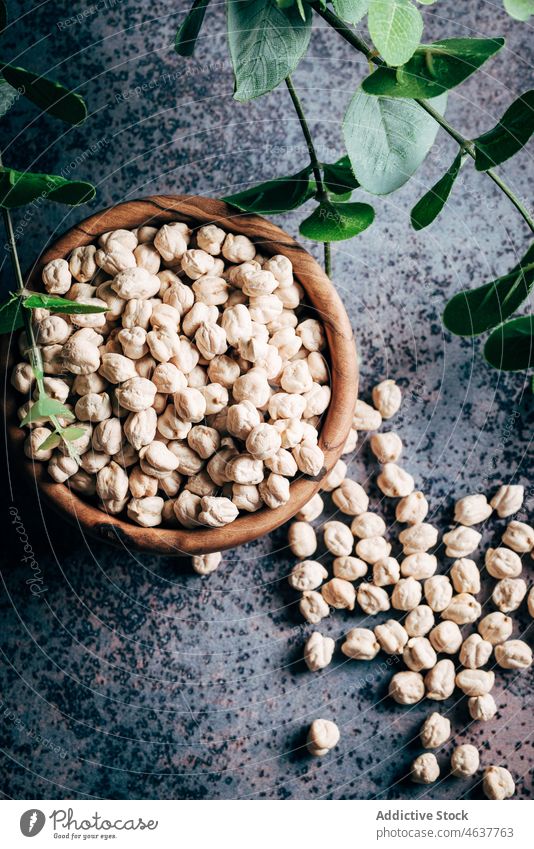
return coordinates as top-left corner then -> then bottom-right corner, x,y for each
368,0 -> 423,66
1,65 -> 87,125
23,293 -> 107,314
343,87 -> 447,195
20,397 -> 74,427
362,38 -> 505,99
61,426 -> 87,442
332,0 -> 370,24
223,167 -> 315,213
484,315 -> 534,370
0,295 -> 24,334
504,0 -> 534,21
323,155 -> 360,195
37,431 -> 62,451
473,90 -> 534,171
175,0 -> 211,56
299,200 -> 374,241
0,168 -> 96,208
227,0 -> 312,101
411,151 -> 465,230
443,244 -> 534,337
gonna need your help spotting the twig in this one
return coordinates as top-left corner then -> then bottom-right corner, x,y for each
310,0 -> 534,234
285,75 -> 333,277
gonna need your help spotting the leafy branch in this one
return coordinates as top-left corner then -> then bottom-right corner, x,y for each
174,0 -> 534,376
0,1 -> 102,453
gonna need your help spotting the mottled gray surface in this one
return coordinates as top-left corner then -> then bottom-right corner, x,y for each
1,0 -> 533,800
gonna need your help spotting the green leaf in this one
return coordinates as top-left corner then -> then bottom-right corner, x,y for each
1,65 -> 87,125
20,397 -> 74,427
504,0 -> 534,21
227,0 -> 312,101
0,168 -> 96,208
323,155 -> 360,195
0,295 -> 24,334
37,431 -> 63,451
223,167 -> 315,213
368,0 -> 423,66
443,244 -> 534,337
175,0 -> 211,56
23,293 -> 107,314
331,0 -> 370,24
62,426 -> 87,442
299,200 -> 374,241
343,87 -> 447,195
484,315 -> 534,371
362,38 -> 505,99
473,90 -> 534,171
411,151 -> 465,230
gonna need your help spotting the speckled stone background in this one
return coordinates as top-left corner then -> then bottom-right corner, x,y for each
1,0 -> 533,801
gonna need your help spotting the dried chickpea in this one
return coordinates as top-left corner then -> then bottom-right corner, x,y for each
342,628 -> 379,660
405,605 -> 435,637
454,493 -> 492,526
494,640 -> 532,669
411,752 -> 439,784
304,632 -> 335,672
333,556 -> 367,581
321,578 -> 356,611
502,520 -> 534,553
451,744 -> 479,778
396,491 -> 429,525
429,621 -> 463,654
370,431 -> 402,464
492,578 -> 527,613
420,713 -> 450,749
377,463 -> 414,498
306,718 -> 339,757
374,620 -> 408,654
483,766 -> 515,800
391,577 -> 422,611
288,560 -> 328,592
459,634 -> 493,669
357,583 -> 390,615
389,671 -> 425,705
468,694 -> 497,722
424,659 -> 455,701
478,612 -> 513,645
490,484 -> 524,518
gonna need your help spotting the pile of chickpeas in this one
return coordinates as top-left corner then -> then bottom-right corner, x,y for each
11,221 -> 331,535
292,381 -> 532,799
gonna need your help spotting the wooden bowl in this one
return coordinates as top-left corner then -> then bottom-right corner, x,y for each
1,195 -> 358,555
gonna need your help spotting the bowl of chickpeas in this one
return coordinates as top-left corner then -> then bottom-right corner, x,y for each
2,195 -> 358,555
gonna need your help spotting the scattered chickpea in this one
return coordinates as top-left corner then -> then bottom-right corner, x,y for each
304,632 -> 335,672
490,485 -> 524,518
306,719 -> 340,757
451,744 -> 479,778
420,712 -> 451,749
411,752 -> 440,784
483,766 -> 515,800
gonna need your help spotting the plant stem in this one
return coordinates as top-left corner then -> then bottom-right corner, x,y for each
310,1 -> 534,234
285,75 -> 332,277
1,200 -> 44,389
0,155 -> 71,451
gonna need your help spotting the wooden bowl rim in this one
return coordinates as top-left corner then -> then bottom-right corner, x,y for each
1,194 -> 358,555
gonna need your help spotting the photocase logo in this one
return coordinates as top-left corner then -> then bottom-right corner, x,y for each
20,809 -> 46,837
